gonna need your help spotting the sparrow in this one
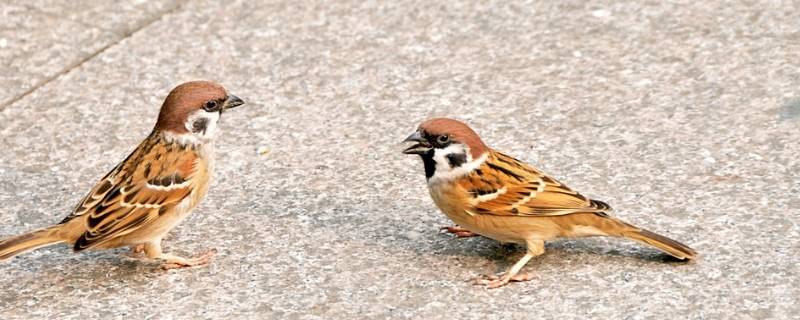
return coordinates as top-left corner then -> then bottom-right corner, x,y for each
403,118 -> 697,288
0,81 -> 245,269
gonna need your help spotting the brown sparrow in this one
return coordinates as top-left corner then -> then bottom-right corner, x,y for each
0,81 -> 245,269
403,118 -> 697,288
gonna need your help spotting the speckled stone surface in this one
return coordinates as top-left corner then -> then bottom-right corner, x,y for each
0,0 -> 179,107
23,0 -> 181,36
0,3 -> 112,107
0,0 -> 798,319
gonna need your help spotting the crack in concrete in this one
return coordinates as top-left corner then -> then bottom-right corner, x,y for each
0,1 -> 187,112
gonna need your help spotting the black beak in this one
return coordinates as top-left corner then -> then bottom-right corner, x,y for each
402,131 -> 432,154
223,94 -> 245,110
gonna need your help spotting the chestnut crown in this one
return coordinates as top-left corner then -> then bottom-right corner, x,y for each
154,81 -> 243,133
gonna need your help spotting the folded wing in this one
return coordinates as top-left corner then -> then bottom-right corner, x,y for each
463,152 -> 611,217
61,138 -> 199,251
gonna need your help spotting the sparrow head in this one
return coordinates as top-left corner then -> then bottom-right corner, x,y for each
403,118 -> 489,182
154,80 -> 245,142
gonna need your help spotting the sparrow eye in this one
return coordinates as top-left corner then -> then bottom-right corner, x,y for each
204,100 -> 218,111
437,135 -> 450,144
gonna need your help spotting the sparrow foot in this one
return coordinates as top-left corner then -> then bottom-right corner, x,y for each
130,244 -> 146,256
159,249 -> 218,270
440,225 -> 478,238
473,272 -> 535,289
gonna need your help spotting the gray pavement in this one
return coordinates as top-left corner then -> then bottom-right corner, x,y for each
0,0 -> 798,319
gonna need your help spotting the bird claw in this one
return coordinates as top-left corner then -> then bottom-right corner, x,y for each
474,278 -> 508,289
440,225 -> 478,238
473,272 -> 535,288
509,272 -> 535,282
159,248 -> 217,270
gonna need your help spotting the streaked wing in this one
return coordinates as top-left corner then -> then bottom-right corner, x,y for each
61,164 -> 123,225
462,151 -> 611,216
63,136 -> 199,250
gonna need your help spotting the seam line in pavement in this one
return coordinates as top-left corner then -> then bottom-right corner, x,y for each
0,1 -> 187,112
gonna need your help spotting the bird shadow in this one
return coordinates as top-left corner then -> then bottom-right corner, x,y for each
0,245 -> 193,285
373,222 -> 691,269
299,203 -> 691,269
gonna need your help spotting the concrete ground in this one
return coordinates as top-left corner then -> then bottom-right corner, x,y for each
0,0 -> 797,319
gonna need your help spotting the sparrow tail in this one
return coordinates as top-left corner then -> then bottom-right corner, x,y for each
619,227 -> 697,260
0,227 -> 64,261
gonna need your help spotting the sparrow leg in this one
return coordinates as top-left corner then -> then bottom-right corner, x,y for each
143,239 -> 217,270
475,239 -> 544,288
133,244 -> 145,254
440,225 -> 478,238
128,244 -> 146,257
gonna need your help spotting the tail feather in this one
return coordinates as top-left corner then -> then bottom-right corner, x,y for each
621,228 -> 697,260
0,227 -> 64,261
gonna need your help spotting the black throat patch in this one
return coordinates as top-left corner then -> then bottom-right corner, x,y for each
420,151 -> 436,179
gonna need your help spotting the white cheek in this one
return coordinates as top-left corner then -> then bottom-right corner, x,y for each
427,144 -> 488,185
185,110 -> 220,141
203,111 -> 220,137
432,144 -> 468,173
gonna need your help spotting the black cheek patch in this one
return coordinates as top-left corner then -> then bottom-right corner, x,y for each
446,153 -> 467,168
192,118 -> 208,134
